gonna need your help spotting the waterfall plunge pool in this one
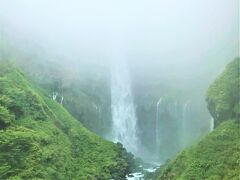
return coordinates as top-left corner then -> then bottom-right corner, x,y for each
125,163 -> 161,180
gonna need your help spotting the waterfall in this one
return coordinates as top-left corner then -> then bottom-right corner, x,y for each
156,97 -> 162,159
111,60 -> 139,155
181,101 -> 190,148
210,117 -> 214,131
52,92 -> 58,101
60,96 -> 64,105
182,102 -> 189,132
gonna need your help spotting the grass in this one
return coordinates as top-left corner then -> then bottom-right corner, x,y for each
157,120 -> 240,180
0,62 -> 133,179
156,58 -> 240,180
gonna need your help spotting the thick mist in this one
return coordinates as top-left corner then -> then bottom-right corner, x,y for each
0,0 -> 238,66
0,0 -> 239,162
0,0 -> 238,94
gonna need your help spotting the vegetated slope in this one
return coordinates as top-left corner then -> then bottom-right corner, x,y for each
157,120 -> 239,180
156,58 -> 240,180
206,58 -> 240,127
16,57 -> 112,138
0,62 -> 134,179
0,36 -> 112,138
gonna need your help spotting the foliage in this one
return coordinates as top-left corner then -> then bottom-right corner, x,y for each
206,58 -> 240,127
0,62 -> 133,179
155,58 -> 240,180
157,120 -> 240,180
17,58 -> 112,137
0,105 -> 14,129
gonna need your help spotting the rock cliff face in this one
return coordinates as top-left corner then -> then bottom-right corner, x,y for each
206,58 -> 240,127
156,58 -> 240,180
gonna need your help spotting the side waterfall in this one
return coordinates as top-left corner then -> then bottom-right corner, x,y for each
210,117 -> 214,131
181,101 -> 190,147
111,60 -> 139,155
156,97 -> 162,160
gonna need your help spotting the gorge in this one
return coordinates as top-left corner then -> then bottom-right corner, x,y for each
0,1 -> 238,179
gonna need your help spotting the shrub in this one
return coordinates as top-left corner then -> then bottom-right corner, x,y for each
0,105 -> 14,129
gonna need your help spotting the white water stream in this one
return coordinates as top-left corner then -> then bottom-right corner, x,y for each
156,97 -> 162,160
210,117 -> 214,131
111,60 -> 139,155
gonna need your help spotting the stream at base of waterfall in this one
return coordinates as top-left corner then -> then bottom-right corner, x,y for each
125,163 -> 161,180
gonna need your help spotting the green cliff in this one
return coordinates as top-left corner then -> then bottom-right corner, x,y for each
156,58 -> 240,180
0,62 -> 134,179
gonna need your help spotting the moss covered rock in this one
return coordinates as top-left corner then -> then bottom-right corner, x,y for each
156,58 -> 240,180
206,58 -> 240,127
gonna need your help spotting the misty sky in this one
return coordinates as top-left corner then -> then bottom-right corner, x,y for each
0,0 -> 239,81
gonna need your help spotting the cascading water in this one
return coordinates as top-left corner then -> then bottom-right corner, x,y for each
156,97 -> 162,160
60,96 -> 64,105
181,101 -> 190,147
210,117 -> 214,131
111,60 -> 139,155
52,92 -> 58,100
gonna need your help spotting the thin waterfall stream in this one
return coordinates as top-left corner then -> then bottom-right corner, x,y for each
210,117 -> 214,131
156,97 -> 162,160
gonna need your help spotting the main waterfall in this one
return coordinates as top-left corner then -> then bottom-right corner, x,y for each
111,60 -> 139,155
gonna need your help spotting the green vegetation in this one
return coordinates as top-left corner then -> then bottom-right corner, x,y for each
206,58 -> 240,127
0,62 -> 135,179
156,58 -> 240,180
50,76 -> 112,137
157,120 -> 239,180
16,58 -> 112,137
0,105 -> 14,129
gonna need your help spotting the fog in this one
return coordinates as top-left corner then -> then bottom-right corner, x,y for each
0,0 -> 239,161
0,1 -> 238,69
